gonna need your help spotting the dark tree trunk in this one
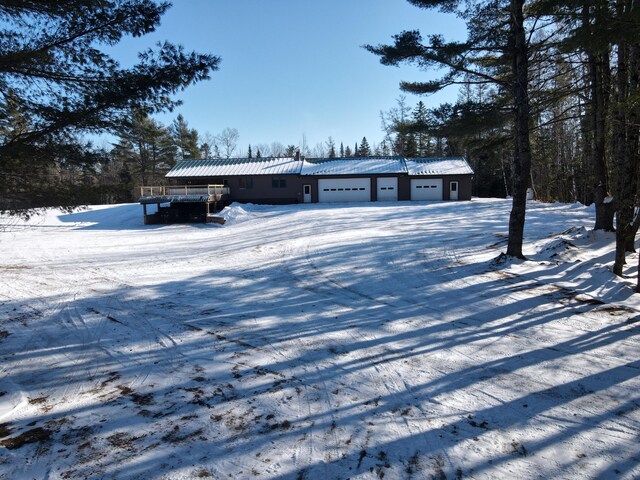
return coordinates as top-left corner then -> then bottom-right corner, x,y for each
626,209 -> 640,252
506,0 -> 532,259
581,2 -> 616,231
625,43 -> 640,253
590,52 -> 616,230
612,42 -> 630,275
612,0 -> 638,276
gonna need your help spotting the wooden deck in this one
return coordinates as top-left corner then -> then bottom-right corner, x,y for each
139,184 -> 230,202
138,184 -> 230,224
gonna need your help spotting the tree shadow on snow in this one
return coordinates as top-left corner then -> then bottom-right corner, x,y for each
1,200 -> 638,480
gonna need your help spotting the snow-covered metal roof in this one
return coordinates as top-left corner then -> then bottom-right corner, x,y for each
404,157 -> 474,176
301,156 -> 406,176
166,158 -> 303,177
165,156 -> 474,178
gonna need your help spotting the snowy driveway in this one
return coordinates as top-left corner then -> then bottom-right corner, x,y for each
1,199 -> 639,479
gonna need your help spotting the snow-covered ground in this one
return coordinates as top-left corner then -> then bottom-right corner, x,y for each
1,198 -> 639,480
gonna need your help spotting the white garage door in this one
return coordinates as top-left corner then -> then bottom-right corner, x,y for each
318,178 -> 371,202
377,177 -> 398,201
411,178 -> 443,201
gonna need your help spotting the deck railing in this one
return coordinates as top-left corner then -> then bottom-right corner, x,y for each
140,184 -> 230,197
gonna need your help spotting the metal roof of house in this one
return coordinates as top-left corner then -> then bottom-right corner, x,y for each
301,156 -> 406,176
404,157 -> 474,176
165,156 -> 474,177
166,157 -> 303,177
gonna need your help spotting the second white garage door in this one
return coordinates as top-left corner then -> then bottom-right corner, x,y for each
377,177 -> 398,201
411,179 -> 443,200
318,178 -> 371,202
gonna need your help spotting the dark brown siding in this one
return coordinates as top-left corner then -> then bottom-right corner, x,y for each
443,175 -> 473,200
173,173 -> 472,204
398,177 -> 411,201
403,174 -> 473,200
176,175 -> 303,204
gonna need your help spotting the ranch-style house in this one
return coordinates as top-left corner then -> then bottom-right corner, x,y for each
138,155 -> 474,223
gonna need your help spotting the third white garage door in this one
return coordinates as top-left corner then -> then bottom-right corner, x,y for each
411,179 -> 443,201
318,178 -> 371,202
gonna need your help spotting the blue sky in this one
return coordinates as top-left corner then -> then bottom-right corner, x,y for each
109,0 -> 464,153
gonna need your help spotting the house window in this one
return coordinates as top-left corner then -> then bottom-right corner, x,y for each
239,177 -> 253,189
272,177 -> 287,188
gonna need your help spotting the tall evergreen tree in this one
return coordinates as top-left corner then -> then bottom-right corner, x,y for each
117,109 -> 175,186
326,137 -> 337,158
340,142 -> 345,157
413,101 -> 430,156
0,0 -> 219,212
367,0 -> 534,258
171,115 -> 200,161
359,137 -> 371,156
248,144 -> 253,158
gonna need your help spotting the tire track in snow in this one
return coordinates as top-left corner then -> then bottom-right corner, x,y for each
279,222 -> 449,475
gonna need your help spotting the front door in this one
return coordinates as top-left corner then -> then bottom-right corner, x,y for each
303,184 -> 312,203
450,181 -> 459,200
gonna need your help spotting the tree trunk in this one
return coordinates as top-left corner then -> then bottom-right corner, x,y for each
506,0 -> 532,259
583,2 -> 616,231
590,51 -> 616,230
612,55 -> 630,275
625,208 -> 640,252
624,43 -> 640,253
612,0 -> 637,276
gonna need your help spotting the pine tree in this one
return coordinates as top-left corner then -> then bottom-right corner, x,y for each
248,145 -> 253,158
256,148 -> 262,158
344,145 -> 353,157
354,143 -> 359,157
118,109 -> 175,186
413,101 -> 430,156
0,1 -> 218,212
326,137 -> 337,158
285,145 -> 297,157
367,0 -> 533,258
359,137 -> 371,156
381,140 -> 391,156
171,115 -> 200,161
340,142 -> 345,157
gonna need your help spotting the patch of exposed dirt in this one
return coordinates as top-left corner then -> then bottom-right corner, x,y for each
107,432 -> 144,450
60,426 -> 94,446
100,372 -> 120,388
161,425 -> 204,443
0,423 -> 13,438
594,305 -> 636,316
265,419 -> 292,432
0,427 -> 52,449
117,384 -> 154,405
28,396 -> 48,405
